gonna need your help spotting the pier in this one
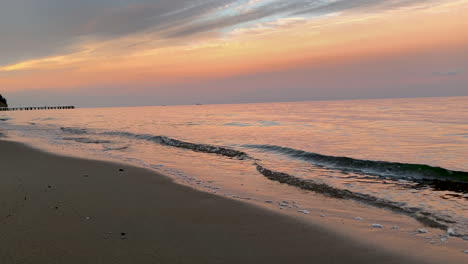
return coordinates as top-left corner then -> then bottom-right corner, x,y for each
0,106 -> 75,111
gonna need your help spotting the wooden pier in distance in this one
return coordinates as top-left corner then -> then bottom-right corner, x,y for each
0,106 -> 75,111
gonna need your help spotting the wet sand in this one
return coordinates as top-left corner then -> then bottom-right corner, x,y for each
0,140 -> 442,263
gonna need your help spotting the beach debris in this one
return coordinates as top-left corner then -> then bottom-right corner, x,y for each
47,185 -> 52,189
121,232 -> 127,239
54,206 -> 59,210
464,250 -> 468,254
440,235 -> 449,242
83,174 -> 89,177
119,169 -> 125,172
372,224 -> 384,228
391,226 -> 400,230
298,210 -> 310,214
320,214 -> 326,218
463,236 -> 468,241
265,200 -> 273,204
447,228 -> 457,236
85,216 -> 91,220
354,217 -> 364,221
430,241 -> 437,244
417,229 -> 429,234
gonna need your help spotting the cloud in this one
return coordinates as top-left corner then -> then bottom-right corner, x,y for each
0,0 -> 235,65
0,0 -> 440,66
292,0 -> 433,16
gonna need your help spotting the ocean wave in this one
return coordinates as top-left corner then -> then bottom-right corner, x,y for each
244,145 -> 468,183
103,145 -> 130,151
101,131 -> 251,160
62,137 -> 112,144
223,122 -> 252,127
60,127 -> 89,135
257,121 -> 281,127
254,162 -> 459,232
55,126 -> 466,234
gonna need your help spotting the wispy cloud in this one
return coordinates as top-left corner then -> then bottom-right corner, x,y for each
0,0 -> 443,66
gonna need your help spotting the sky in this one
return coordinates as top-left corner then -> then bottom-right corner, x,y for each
0,0 -> 467,107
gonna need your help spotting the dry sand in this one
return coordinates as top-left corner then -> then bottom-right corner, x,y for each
0,140 -> 435,263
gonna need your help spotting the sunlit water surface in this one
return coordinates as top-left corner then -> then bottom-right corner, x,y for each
1,97 -> 467,236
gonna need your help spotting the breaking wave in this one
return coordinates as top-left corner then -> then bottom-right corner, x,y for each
60,128 -> 251,159
60,127 -> 88,135
62,137 -> 112,144
255,163 -> 456,232
100,131 -> 251,160
55,126 -> 468,235
244,145 -> 468,183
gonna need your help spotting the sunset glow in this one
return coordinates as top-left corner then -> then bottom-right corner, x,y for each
1,0 -> 467,106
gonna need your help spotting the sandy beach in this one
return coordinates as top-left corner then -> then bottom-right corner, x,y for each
0,140 -> 454,263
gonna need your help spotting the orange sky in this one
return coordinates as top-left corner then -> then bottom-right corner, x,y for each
0,0 -> 467,106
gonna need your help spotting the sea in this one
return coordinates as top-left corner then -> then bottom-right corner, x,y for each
1,96 -> 467,237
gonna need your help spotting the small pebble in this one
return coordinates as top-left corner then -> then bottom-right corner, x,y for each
440,236 -> 448,242
354,217 -> 364,221
119,169 -> 124,172
447,228 -> 457,236
463,236 -> 468,241
265,200 -> 273,204
391,226 -> 400,230
121,232 -> 127,239
320,214 -> 326,217
430,241 -> 437,244
85,217 -> 91,220
464,250 -> 468,254
372,224 -> 384,228
417,229 -> 428,234
298,210 -> 310,214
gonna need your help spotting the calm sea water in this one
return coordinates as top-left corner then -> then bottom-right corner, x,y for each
1,97 -> 467,235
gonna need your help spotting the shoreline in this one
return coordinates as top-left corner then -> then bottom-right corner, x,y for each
0,139 -> 465,263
